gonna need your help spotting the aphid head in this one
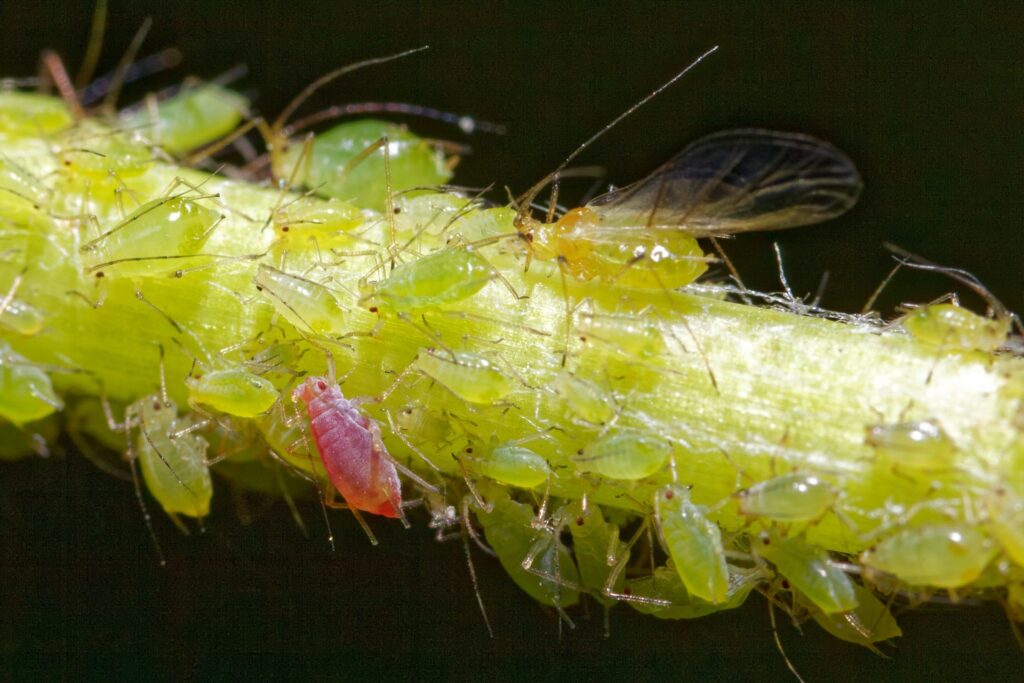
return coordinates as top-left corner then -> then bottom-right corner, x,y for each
292,375 -> 331,405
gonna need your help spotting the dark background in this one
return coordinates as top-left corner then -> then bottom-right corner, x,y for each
1,1 -> 1022,680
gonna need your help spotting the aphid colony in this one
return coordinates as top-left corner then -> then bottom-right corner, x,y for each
0,54 -> 1022,657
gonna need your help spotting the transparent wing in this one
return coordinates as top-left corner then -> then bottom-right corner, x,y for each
586,129 -> 862,236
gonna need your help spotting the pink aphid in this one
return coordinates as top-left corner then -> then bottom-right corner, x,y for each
293,376 -> 402,518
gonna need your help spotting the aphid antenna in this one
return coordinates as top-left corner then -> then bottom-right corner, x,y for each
282,101 -> 506,139
885,242 -> 1012,322
513,45 -> 719,229
459,517 -> 495,639
768,600 -> 808,683
125,442 -> 167,566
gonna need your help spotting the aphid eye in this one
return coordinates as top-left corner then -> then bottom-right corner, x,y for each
465,447 -> 473,454
781,579 -> 791,590
369,306 -> 378,313
255,285 -> 263,291
152,401 -> 162,411
576,448 -> 584,456
575,517 -> 585,526
393,207 -> 401,215
664,489 -> 675,500
622,586 -> 632,596
281,226 -> 290,232
174,270 -> 184,278
95,271 -> 105,278
316,380 -> 327,391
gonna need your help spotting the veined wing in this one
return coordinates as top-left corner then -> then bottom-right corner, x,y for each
586,129 -> 862,237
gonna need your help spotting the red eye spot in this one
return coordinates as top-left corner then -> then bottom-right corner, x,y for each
622,586 -> 632,596
316,380 -> 327,391
465,447 -> 473,454
576,448 -> 584,456
152,401 -> 161,411
575,517 -> 585,526
664,489 -> 674,499
369,306 -> 378,313
781,579 -> 790,590
95,271 -> 105,278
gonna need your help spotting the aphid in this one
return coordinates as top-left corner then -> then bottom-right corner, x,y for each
473,488 -> 580,609
79,191 -> 221,276
654,484 -> 730,604
625,562 -> 760,619
272,197 -> 365,251
751,528 -> 858,614
292,375 -> 402,518
860,523 -> 998,588
551,370 -> 615,425
364,247 -> 501,313
0,413 -> 59,461
59,120 -> 153,180
864,419 -> 956,472
412,349 -> 513,405
254,400 -> 326,479
0,91 -> 72,138
574,429 -> 671,480
575,310 -> 664,358
472,442 -> 551,489
986,487 -> 1024,567
566,500 -> 627,607
515,129 -> 861,290
272,119 -> 451,212
903,302 -> 1010,354
736,473 -> 838,524
808,583 -> 902,655
0,276 -> 44,336
133,396 -> 212,518
0,343 -> 63,426
122,83 -> 249,154
186,367 -> 279,418
254,264 -> 346,336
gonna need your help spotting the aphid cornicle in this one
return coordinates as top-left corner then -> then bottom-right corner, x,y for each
516,129 -> 862,289
292,375 -> 402,518
654,484 -> 730,605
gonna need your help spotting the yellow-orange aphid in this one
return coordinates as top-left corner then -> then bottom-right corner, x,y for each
515,129 -> 861,290
860,523 -> 998,588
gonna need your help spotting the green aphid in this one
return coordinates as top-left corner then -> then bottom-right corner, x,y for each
273,198 -> 364,250
625,562 -> 759,619
736,473 -> 838,523
654,484 -> 730,604
186,368 -> 279,418
123,84 -> 248,154
0,92 -> 72,138
134,396 -> 212,518
473,442 -> 550,488
575,311 -> 664,358
474,489 -> 580,608
0,344 -> 62,425
865,419 -> 956,472
552,370 -> 615,425
413,349 -> 513,405
986,487 -> 1024,567
0,298 -> 44,336
60,121 -> 153,179
752,529 -> 858,614
277,119 -> 451,211
80,194 -> 221,276
903,302 -> 1008,353
861,523 -> 997,588
565,500 -> 626,605
575,429 -> 671,480
254,264 -> 346,336
370,247 -> 496,312
808,583 -> 902,655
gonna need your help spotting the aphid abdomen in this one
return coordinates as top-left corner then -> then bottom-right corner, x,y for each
655,486 -> 730,604
476,443 -> 551,488
865,419 -> 956,472
295,377 -> 402,518
413,350 -> 513,405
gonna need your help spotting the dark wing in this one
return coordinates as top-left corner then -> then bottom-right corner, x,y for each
585,129 -> 862,237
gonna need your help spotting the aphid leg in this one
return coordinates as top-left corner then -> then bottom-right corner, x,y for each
125,442 -> 166,566
769,600 -> 806,683
286,394 -> 336,551
601,519 -> 670,607
0,268 -> 25,323
460,518 -> 495,638
707,236 -> 752,304
461,496 -> 497,557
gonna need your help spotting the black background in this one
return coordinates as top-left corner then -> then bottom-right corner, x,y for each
1,1 -> 1022,680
